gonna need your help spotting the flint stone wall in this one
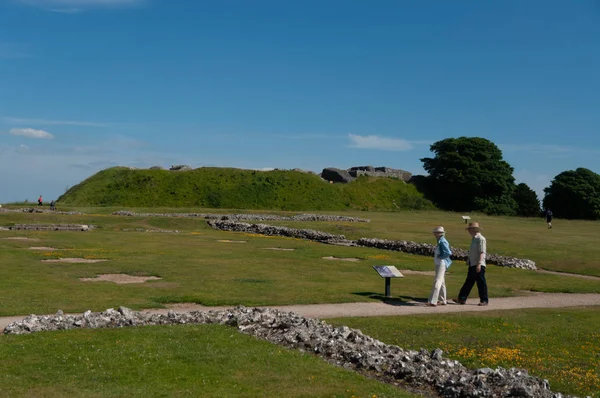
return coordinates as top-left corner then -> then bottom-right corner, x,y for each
169,164 -> 192,171
208,220 -> 345,242
121,228 -> 179,233
112,211 -> 369,223
322,166 -> 413,183
3,306 -> 575,398
348,166 -> 412,182
0,207 -> 83,215
208,220 -> 537,270
7,224 -> 93,231
357,238 -> 537,270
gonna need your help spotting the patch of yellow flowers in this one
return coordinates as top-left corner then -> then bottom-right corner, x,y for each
441,343 -> 599,396
40,248 -> 112,259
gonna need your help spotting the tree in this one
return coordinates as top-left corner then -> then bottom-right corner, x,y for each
513,183 -> 541,217
420,137 -> 517,215
543,168 -> 600,220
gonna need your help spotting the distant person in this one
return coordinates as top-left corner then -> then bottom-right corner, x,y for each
544,208 -> 553,229
37,195 -> 43,206
50,200 -> 56,211
454,222 -> 488,306
427,226 -> 452,307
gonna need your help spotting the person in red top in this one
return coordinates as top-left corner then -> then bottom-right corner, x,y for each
38,195 -> 43,206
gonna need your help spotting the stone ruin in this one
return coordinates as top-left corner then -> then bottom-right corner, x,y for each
3,306 -> 577,398
112,210 -> 370,223
169,164 -> 193,171
0,207 -> 83,215
207,220 -> 537,270
357,238 -> 538,270
321,165 -> 413,183
7,224 -> 93,232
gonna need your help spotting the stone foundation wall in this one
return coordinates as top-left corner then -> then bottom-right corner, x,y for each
7,224 -> 92,231
0,207 -> 83,215
4,306 -> 573,398
112,211 -> 370,223
208,220 -> 537,270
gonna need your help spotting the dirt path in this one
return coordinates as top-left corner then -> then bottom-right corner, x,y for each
536,269 -> 600,281
2,292 -> 599,332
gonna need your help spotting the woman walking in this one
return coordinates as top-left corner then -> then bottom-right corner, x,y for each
427,226 -> 452,306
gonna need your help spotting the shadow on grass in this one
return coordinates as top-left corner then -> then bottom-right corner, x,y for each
352,292 -> 426,306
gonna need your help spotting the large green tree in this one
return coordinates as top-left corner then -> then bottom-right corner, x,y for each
513,183 -> 541,217
420,137 -> 517,215
543,168 -> 600,220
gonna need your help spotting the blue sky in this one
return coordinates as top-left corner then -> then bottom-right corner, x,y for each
1,0 -> 599,203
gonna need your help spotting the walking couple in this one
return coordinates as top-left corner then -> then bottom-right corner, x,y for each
427,222 -> 488,307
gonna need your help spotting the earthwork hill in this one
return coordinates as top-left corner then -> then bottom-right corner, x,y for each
58,165 -> 433,211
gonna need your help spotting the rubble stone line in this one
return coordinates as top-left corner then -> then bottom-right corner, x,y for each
207,220 -> 537,270
112,210 -> 370,223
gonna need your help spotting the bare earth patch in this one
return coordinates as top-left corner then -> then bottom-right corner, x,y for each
217,239 -> 247,243
79,274 -> 162,284
264,247 -> 295,251
3,237 -> 40,241
322,256 -> 361,262
29,247 -> 59,251
42,258 -> 110,263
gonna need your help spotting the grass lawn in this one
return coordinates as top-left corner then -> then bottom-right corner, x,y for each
1,210 -> 599,315
0,324 -> 419,398
1,207 -> 599,397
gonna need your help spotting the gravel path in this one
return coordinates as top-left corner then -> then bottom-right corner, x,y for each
2,292 -> 599,332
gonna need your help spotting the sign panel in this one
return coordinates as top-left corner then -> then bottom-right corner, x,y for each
372,265 -> 404,278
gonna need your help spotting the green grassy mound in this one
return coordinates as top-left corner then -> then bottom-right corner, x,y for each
57,167 -> 434,210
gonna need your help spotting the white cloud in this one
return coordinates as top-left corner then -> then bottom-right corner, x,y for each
3,116 -> 108,127
9,128 -> 55,139
348,134 -> 414,151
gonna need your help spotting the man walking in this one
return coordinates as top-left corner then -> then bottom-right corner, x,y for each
454,222 -> 488,306
544,208 -> 553,229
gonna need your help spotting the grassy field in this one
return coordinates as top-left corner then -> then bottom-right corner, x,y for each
1,207 -> 599,397
0,324 -> 423,398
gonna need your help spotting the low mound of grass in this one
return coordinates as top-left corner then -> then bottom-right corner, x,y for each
57,167 -> 434,211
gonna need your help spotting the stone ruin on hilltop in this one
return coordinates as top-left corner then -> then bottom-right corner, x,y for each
321,166 -> 412,183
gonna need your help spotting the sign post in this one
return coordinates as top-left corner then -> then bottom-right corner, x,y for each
372,265 -> 404,297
